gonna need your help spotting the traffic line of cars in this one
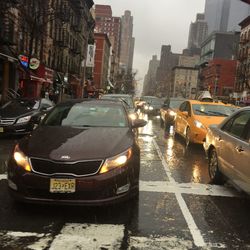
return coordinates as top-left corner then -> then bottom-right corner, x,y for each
160,96 -> 250,195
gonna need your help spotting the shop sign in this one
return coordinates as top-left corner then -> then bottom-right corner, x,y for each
29,58 -> 40,70
18,55 -> 29,68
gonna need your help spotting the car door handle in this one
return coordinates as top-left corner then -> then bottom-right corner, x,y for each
235,146 -> 244,152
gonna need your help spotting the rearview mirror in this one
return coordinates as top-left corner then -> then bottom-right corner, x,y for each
132,119 -> 147,128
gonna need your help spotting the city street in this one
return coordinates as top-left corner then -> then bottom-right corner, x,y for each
0,116 -> 250,250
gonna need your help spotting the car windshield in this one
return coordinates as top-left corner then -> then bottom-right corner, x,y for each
169,100 -> 185,109
192,104 -> 235,117
43,103 -> 128,128
102,95 -> 134,109
1,99 -> 40,110
142,97 -> 162,105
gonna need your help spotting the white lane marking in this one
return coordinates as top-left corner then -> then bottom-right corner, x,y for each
6,232 -> 45,238
49,223 -> 124,250
129,236 -> 193,250
153,138 -> 206,247
140,181 -> 240,197
0,174 -> 7,180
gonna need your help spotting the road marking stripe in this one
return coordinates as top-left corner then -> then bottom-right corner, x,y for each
49,223 -> 124,250
139,181 -> 240,197
153,138 -> 206,247
0,174 -> 7,180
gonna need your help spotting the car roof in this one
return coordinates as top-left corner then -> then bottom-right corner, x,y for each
57,98 -> 126,107
186,100 -> 229,105
102,94 -> 132,97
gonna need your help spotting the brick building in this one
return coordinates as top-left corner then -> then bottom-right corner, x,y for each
235,16 -> 250,103
93,33 -> 111,90
200,59 -> 237,98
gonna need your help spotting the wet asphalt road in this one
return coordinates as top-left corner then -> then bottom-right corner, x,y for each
0,116 -> 250,249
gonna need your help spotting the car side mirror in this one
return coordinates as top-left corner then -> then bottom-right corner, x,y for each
132,119 -> 147,128
182,111 -> 189,117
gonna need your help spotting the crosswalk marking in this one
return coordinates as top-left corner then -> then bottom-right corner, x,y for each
140,181 -> 240,197
0,174 -> 7,180
49,223 -> 124,250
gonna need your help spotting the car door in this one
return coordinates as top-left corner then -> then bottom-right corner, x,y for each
175,101 -> 189,135
218,110 -> 250,192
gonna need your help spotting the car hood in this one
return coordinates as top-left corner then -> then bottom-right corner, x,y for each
19,126 -> 134,161
194,115 -> 226,128
0,106 -> 36,119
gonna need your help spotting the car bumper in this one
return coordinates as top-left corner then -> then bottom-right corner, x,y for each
0,123 -> 33,135
7,159 -> 139,206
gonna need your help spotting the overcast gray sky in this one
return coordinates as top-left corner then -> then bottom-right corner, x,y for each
95,0 -> 205,84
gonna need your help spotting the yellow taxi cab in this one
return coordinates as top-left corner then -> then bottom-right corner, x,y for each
175,99 -> 237,146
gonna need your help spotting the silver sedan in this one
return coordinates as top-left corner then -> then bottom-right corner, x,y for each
204,106 -> 250,194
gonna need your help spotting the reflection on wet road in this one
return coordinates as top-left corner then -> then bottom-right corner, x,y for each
0,115 -> 250,249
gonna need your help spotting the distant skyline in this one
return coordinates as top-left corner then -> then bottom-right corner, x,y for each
95,0 -> 205,85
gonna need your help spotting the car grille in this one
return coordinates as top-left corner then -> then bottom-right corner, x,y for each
30,158 -> 103,177
0,118 -> 16,125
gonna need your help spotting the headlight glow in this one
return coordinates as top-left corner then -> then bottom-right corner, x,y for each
100,148 -> 132,174
169,110 -> 176,116
144,105 -> 149,110
16,115 -> 31,124
129,113 -> 137,120
194,120 -> 205,129
13,144 -> 31,172
149,106 -> 154,110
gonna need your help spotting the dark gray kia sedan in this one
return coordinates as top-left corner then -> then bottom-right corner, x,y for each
7,99 -> 147,205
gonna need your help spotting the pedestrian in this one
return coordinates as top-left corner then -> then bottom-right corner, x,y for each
83,81 -> 88,98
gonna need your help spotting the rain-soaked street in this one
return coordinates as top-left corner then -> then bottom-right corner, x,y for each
0,115 -> 250,250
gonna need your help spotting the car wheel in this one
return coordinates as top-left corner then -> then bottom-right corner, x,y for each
185,127 -> 191,147
208,148 -> 225,184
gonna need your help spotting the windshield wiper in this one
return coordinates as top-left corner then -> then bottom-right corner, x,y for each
206,111 -> 228,116
194,109 -> 211,115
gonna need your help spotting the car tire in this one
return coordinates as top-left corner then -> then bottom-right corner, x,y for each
185,127 -> 191,147
208,148 -> 225,184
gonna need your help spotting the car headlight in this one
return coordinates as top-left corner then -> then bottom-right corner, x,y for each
13,144 -> 31,172
100,148 -> 132,174
144,105 -> 149,110
169,110 -> 176,116
149,106 -> 154,110
129,113 -> 137,120
16,115 -> 31,124
194,120 -> 205,129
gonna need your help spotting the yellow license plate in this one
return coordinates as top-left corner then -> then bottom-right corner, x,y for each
0,127 -> 3,133
50,179 -> 76,193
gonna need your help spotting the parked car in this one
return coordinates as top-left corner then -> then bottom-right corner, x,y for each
160,98 -> 186,131
175,99 -> 238,146
0,98 -> 54,135
7,99 -> 147,205
101,94 -> 138,120
140,96 -> 163,116
204,107 -> 250,194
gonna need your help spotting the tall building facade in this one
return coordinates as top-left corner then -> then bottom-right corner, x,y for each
120,10 -> 135,72
93,33 -> 111,90
205,0 -> 250,35
187,13 -> 208,49
143,55 -> 160,96
94,5 -> 122,85
235,16 -> 250,102
171,55 -> 200,98
156,45 -> 180,97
